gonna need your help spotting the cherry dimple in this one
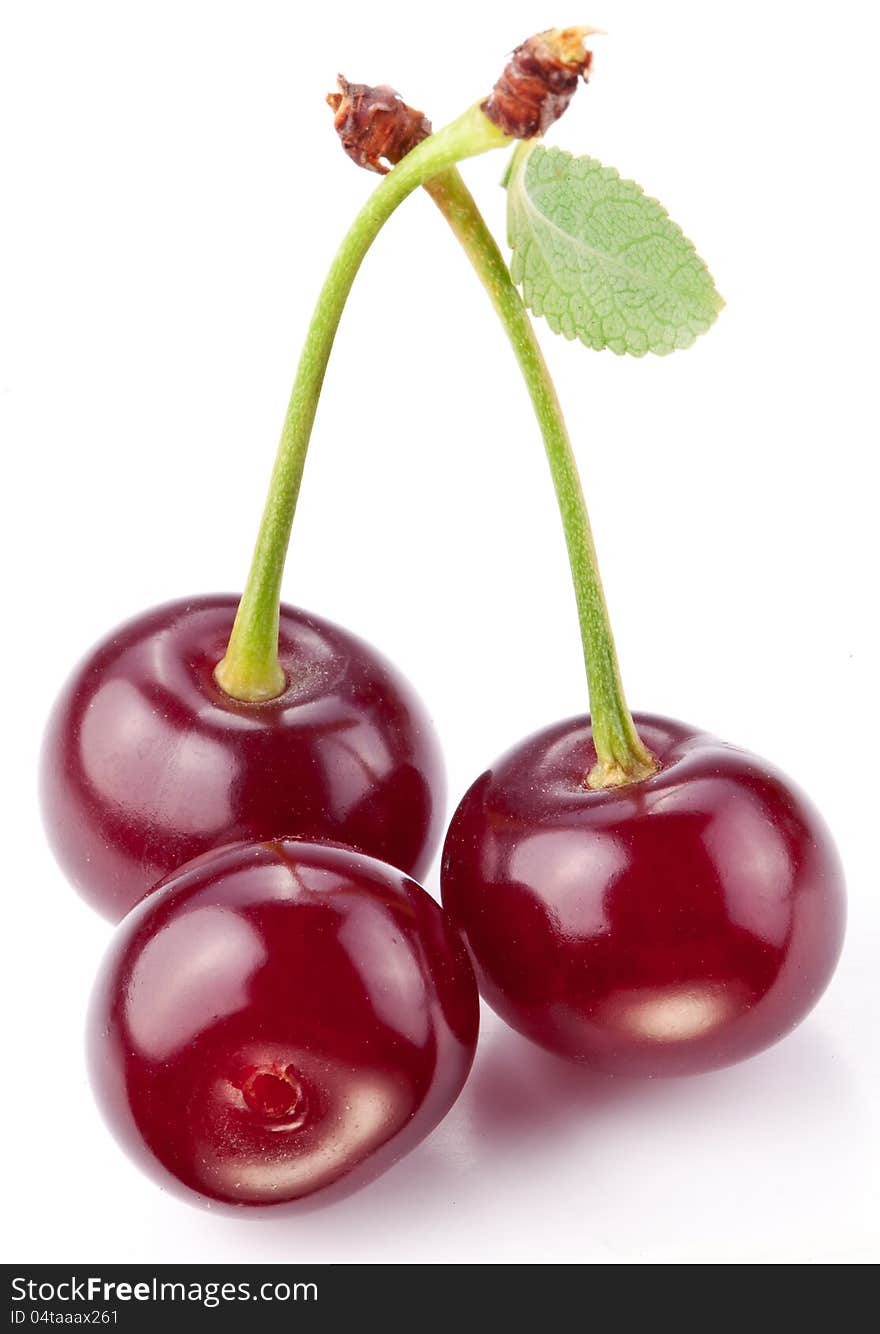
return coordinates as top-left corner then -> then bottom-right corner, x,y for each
241,1067 -> 305,1121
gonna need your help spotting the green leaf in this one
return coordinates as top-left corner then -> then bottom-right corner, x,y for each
506,142 -> 723,356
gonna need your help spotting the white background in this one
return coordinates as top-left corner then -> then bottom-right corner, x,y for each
2,0 -> 877,1264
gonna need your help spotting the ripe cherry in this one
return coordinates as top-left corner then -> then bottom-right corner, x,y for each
442,713 -> 845,1076
41,596 -> 444,921
88,839 -> 478,1210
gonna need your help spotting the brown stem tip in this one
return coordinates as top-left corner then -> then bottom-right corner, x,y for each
483,26 -> 599,139
327,76 -> 433,174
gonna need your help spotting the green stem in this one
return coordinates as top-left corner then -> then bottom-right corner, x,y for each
423,168 -> 655,788
215,104 -> 510,701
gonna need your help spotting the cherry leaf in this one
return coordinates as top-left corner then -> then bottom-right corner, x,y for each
506,143 -> 723,356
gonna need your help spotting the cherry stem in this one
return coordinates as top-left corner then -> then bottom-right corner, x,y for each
423,168 -> 655,788
215,104 -> 510,702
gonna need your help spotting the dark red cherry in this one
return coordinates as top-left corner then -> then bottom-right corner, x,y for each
40,595 -> 444,920
441,714 -> 845,1076
88,839 -> 479,1210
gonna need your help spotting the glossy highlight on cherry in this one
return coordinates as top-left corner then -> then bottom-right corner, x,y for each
88,839 -> 479,1210
40,596 -> 444,921
441,714 -> 846,1076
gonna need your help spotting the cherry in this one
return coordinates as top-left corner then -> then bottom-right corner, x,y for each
41,596 -> 444,921
87,838 -> 478,1210
442,713 -> 845,1077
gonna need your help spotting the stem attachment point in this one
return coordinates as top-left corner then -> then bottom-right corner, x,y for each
587,732 -> 657,791
214,650 -> 286,704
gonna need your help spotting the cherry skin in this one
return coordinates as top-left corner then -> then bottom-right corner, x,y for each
88,838 -> 479,1210
441,714 -> 845,1076
40,595 -> 444,921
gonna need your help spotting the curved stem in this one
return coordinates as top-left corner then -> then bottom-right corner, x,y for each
423,168 -> 655,787
216,104 -> 510,701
